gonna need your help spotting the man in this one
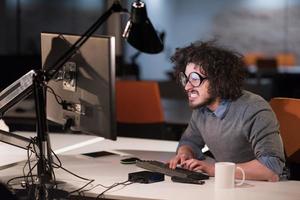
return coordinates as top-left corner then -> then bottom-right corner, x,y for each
168,41 -> 285,181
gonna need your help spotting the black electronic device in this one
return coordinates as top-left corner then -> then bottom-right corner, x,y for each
121,157 -> 141,164
82,151 -> 117,158
171,176 -> 205,185
128,171 -> 164,183
136,160 -> 209,180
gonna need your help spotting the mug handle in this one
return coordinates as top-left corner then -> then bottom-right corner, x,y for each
235,166 -> 245,186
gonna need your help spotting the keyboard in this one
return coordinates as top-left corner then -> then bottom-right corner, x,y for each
136,160 -> 209,180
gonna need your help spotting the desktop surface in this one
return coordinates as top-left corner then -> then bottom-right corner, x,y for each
1,154 -> 299,200
0,133 -> 299,200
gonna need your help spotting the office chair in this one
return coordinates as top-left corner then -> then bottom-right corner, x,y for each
276,53 -> 296,66
116,80 -> 175,140
256,58 -> 278,74
243,52 -> 265,66
244,58 -> 278,101
269,97 -> 300,179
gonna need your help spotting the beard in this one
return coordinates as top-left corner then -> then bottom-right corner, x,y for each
188,93 -> 216,109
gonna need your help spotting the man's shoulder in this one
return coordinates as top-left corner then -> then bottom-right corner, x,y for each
237,90 -> 268,105
232,90 -> 271,112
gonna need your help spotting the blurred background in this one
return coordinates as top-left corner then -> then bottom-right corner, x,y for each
1,0 -> 299,85
1,0 -> 300,138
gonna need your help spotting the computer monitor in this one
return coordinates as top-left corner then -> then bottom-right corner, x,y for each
41,32 -> 116,140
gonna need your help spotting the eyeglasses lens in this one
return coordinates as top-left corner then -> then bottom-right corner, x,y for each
179,72 -> 187,87
189,72 -> 201,87
179,72 -> 205,87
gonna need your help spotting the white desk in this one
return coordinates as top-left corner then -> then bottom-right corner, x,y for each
0,132 -> 177,168
0,133 -> 299,200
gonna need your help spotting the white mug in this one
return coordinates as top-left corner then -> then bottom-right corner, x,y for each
215,162 -> 245,189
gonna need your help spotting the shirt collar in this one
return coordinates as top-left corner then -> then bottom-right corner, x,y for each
201,99 -> 230,119
213,100 -> 230,119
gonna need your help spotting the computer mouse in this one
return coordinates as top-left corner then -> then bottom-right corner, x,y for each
120,157 -> 141,164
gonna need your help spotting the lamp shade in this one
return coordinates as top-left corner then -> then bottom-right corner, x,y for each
122,1 -> 163,54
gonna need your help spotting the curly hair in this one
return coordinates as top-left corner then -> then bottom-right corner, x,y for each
171,40 -> 246,100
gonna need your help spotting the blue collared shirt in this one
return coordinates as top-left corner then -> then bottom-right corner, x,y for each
210,99 -> 230,119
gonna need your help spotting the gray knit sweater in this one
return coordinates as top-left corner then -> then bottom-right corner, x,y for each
178,90 -> 285,175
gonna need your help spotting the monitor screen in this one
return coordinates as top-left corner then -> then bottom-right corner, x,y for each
41,32 -> 116,140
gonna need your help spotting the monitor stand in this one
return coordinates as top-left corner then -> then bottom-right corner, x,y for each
12,70 -> 70,200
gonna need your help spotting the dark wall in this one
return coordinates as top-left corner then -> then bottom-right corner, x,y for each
0,0 -> 110,90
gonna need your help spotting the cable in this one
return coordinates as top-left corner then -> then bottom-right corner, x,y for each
6,138 -> 37,189
69,179 -> 95,195
6,175 -> 38,188
46,149 -> 132,197
46,148 -> 95,195
50,149 -> 62,169
7,148 -> 133,199
46,85 -> 81,114
96,180 -> 134,199
23,141 -> 34,186
50,152 -> 92,182
76,181 -> 125,197
46,86 -> 63,105
6,134 -> 131,198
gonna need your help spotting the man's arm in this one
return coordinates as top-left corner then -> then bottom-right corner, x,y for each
182,158 -> 279,181
169,110 -> 206,169
242,99 -> 285,180
236,159 -> 279,181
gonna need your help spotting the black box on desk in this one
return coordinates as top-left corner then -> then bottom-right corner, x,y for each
128,171 -> 164,183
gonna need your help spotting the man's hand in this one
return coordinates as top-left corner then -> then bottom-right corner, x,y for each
182,159 -> 215,176
169,153 -> 193,169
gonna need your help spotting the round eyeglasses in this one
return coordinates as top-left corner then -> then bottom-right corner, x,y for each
179,72 -> 207,87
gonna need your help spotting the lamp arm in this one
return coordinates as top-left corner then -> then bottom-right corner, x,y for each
45,1 -> 127,81
0,129 -> 32,150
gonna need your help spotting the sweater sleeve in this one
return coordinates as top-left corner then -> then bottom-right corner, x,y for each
242,100 -> 285,175
177,111 -> 206,160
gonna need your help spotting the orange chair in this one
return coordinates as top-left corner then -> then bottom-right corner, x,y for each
243,52 -> 265,66
116,80 -> 168,139
269,97 -> 300,164
276,53 -> 296,66
116,80 -> 164,123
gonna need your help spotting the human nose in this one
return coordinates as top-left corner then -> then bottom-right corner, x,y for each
184,81 -> 193,91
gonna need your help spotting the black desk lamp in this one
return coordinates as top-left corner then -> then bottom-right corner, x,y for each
123,0 -> 164,54
46,0 -> 163,81
0,0 -> 163,199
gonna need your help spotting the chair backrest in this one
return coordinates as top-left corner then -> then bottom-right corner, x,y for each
115,80 -> 164,124
256,58 -> 278,69
269,97 -> 300,163
243,52 -> 265,66
276,53 -> 296,66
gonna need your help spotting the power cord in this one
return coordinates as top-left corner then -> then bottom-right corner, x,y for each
5,88 -> 133,197
96,180 -> 134,199
46,85 -> 63,105
6,138 -> 136,198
